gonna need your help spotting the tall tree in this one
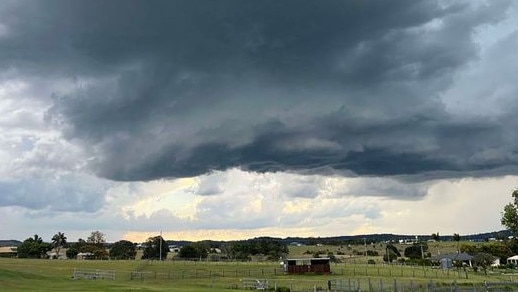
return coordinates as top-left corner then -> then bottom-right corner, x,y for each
453,233 -> 461,252
404,243 -> 428,260
178,243 -> 208,259
383,243 -> 401,263
87,231 -> 106,246
110,240 -> 137,260
502,189 -> 518,235
85,231 -> 108,259
17,235 -> 52,258
142,236 -> 169,260
51,232 -> 67,258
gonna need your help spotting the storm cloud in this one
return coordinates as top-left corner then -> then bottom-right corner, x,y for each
2,0 -> 517,182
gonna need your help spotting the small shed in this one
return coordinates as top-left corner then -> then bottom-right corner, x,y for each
284,258 -> 331,274
507,255 -> 518,265
432,253 -> 473,268
439,258 -> 453,269
77,252 -> 94,260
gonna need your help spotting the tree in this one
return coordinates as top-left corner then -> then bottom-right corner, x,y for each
51,232 -> 67,258
502,189 -> 518,235
17,234 -> 52,258
66,246 -> 79,259
404,243 -> 428,260
84,231 -> 108,259
431,232 -> 440,241
142,236 -> 169,260
452,233 -> 461,242
178,243 -> 208,259
383,244 -> 401,263
452,233 -> 461,252
87,230 -> 106,246
110,240 -> 137,260
178,245 -> 198,259
473,252 -> 497,275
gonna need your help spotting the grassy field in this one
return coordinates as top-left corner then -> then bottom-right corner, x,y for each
1,242 -> 518,291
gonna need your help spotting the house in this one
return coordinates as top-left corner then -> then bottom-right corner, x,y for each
0,246 -> 17,258
169,245 -> 180,252
76,252 -> 94,260
507,255 -> 518,265
432,253 -> 473,268
47,250 -> 67,260
283,258 -> 331,274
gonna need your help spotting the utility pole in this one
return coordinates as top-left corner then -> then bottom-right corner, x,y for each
159,230 -> 162,261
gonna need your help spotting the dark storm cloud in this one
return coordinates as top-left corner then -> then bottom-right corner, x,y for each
2,0 -> 516,181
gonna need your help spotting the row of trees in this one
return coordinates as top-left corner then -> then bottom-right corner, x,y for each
16,231 -> 127,260
220,237 -> 288,261
17,232 -> 68,259
15,232 -> 222,261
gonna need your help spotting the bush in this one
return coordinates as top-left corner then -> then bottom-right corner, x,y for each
367,250 -> 379,256
276,287 -> 290,292
368,259 -> 376,265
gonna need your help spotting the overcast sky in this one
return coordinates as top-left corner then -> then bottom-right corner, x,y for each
1,0 -> 518,243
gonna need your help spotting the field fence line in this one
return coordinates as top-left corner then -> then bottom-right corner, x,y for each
71,268 -> 115,280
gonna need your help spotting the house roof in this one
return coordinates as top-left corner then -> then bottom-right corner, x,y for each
0,246 -> 17,253
432,253 -> 473,261
77,252 -> 94,256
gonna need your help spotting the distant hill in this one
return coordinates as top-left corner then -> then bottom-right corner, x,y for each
2,230 -> 512,246
283,230 -> 513,245
0,240 -> 22,247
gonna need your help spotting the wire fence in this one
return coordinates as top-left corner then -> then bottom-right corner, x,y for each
71,268 -> 115,280
74,259 -> 518,291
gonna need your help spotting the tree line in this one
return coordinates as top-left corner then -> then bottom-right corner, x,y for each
15,232 -> 289,261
